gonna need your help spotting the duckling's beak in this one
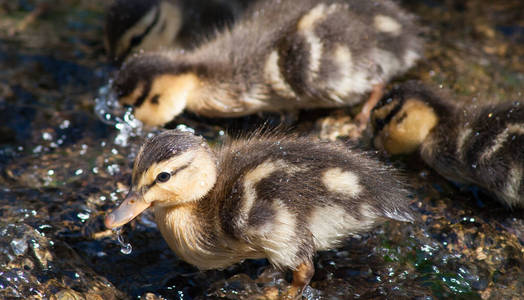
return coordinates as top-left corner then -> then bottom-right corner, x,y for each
104,191 -> 150,229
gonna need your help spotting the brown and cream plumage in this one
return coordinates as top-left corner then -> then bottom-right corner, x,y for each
105,129 -> 413,298
371,82 -> 524,207
112,0 -> 423,129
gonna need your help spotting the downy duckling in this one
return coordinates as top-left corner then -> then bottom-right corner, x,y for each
105,130 -> 414,298
104,0 -> 246,62
113,0 -> 423,129
371,82 -> 524,208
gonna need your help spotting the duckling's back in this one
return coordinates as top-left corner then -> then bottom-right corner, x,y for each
422,101 -> 524,207
208,135 -> 413,269
189,0 -> 422,112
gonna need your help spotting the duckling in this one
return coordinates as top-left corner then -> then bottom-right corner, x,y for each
104,129 -> 413,298
104,0 -> 246,62
371,82 -> 524,208
113,0 -> 423,129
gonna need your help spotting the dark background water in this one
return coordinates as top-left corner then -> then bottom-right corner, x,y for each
0,0 -> 522,299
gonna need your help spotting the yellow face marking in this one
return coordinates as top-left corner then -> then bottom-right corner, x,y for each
133,73 -> 199,126
377,99 -> 438,155
322,168 -> 362,197
137,148 -> 216,205
374,15 -> 402,35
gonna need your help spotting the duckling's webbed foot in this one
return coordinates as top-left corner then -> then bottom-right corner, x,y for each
354,83 -> 385,133
283,260 -> 315,299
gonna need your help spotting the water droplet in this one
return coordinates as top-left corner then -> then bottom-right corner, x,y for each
42,132 -> 52,141
113,227 -> 132,255
59,119 -> 71,129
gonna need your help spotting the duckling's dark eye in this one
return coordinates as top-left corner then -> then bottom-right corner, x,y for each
156,172 -> 171,183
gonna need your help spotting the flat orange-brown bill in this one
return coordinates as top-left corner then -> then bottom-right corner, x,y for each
104,191 -> 150,229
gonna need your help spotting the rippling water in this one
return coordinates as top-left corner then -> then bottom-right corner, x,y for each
0,0 -> 522,299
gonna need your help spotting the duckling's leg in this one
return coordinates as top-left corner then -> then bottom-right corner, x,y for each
284,260 -> 315,299
354,83 -> 385,132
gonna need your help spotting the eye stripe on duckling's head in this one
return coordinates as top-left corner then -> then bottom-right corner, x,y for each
132,130 -> 206,186
114,54 -> 202,126
104,0 -> 160,61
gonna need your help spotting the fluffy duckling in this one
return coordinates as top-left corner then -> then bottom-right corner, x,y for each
104,0 -> 246,62
371,82 -> 524,208
113,0 -> 423,128
105,130 -> 413,298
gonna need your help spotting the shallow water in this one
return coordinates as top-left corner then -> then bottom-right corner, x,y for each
0,0 -> 523,299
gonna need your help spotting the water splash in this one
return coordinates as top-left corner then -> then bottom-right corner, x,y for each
94,81 -> 143,147
112,227 -> 132,255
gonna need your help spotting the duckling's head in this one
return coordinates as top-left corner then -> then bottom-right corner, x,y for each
104,0 -> 182,62
371,83 -> 443,155
113,53 -> 202,126
105,130 -> 217,229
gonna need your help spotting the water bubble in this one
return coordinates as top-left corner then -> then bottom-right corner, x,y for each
59,119 -> 71,129
10,238 -> 28,256
77,212 -> 90,221
113,227 -> 132,255
47,170 -> 54,176
74,169 -> 84,176
471,164 -> 477,169
176,124 -> 195,133
42,132 -> 52,141
94,82 -> 143,147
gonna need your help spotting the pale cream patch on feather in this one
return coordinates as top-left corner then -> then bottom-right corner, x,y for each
264,50 -> 297,98
359,204 -> 379,227
297,4 -> 338,80
322,168 -> 362,197
115,7 -> 159,58
371,48 -> 402,81
327,45 -> 369,101
240,159 -> 302,227
139,1 -> 183,53
308,204 -> 360,250
256,199 -> 299,269
456,127 -> 472,161
403,49 -> 420,68
480,123 -> 524,161
374,15 -> 402,36
240,160 -> 281,227
241,84 -> 271,112
501,166 -> 523,207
